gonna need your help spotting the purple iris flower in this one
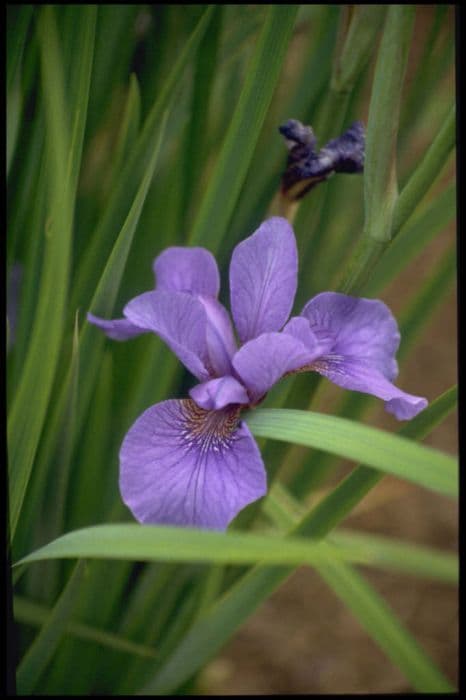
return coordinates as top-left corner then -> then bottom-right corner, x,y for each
88,217 -> 427,530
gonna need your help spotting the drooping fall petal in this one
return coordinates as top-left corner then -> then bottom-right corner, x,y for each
119,399 -> 267,530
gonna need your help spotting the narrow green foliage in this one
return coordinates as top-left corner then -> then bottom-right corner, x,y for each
265,485 -> 456,693
66,6 -> 97,201
392,105 -> 456,237
8,7 -> 74,539
68,352 -> 114,530
15,595 -> 158,659
246,408 -> 457,497
362,182 -> 455,296
189,5 -> 299,251
108,74 -> 142,193
7,6 -> 34,174
292,386 -> 457,541
399,6 -> 452,141
265,487 -> 458,584
71,7 -> 214,311
16,562 -> 85,694
51,313 -> 81,540
182,6 -> 223,226
398,246 -> 456,358
29,110 -> 168,529
15,523 -> 398,570
363,6 -> 415,243
341,6 -> 415,294
331,6 -> 386,94
317,561 -> 454,691
328,531 -> 458,584
7,6 -> 34,93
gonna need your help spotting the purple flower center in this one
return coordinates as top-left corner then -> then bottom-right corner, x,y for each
179,400 -> 241,455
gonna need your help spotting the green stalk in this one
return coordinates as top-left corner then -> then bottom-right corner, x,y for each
340,6 -> 415,294
392,105 -> 456,237
290,6 -> 384,284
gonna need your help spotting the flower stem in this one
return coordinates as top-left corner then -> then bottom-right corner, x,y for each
392,104 -> 456,238
339,237 -> 387,295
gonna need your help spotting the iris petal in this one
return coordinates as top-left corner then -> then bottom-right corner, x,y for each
232,331 -> 321,404
119,399 -> 267,530
87,314 -> 146,341
313,355 -> 427,420
301,292 -> 400,380
189,376 -> 249,411
229,217 -> 298,343
198,296 -> 237,377
153,246 -> 220,297
283,316 -> 321,351
123,290 -> 211,380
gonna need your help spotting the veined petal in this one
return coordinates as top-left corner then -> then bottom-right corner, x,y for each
153,246 -> 220,297
198,296 -> 237,377
301,292 -> 400,380
230,217 -> 298,343
313,355 -> 427,420
189,376 -> 249,411
232,331 -> 321,404
123,290 -> 211,381
119,399 -> 267,530
283,315 -> 321,350
87,313 -> 146,341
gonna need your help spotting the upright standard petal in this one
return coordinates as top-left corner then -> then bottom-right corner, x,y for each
232,331 -> 321,404
153,247 -> 220,297
312,355 -> 427,420
229,217 -> 298,343
87,313 -> 145,341
123,290 -> 211,381
119,399 -> 267,530
198,296 -> 237,377
301,292 -> 400,380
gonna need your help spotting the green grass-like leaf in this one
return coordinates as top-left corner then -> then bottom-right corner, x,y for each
13,523 -> 399,570
328,530 -> 458,584
71,7 -> 214,312
14,596 -> 158,660
16,561 -> 84,694
24,110 -> 169,541
189,5 -> 299,252
245,408 -> 457,497
392,104 -> 456,237
317,560 -> 454,691
8,7 -> 74,539
265,486 -> 458,584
